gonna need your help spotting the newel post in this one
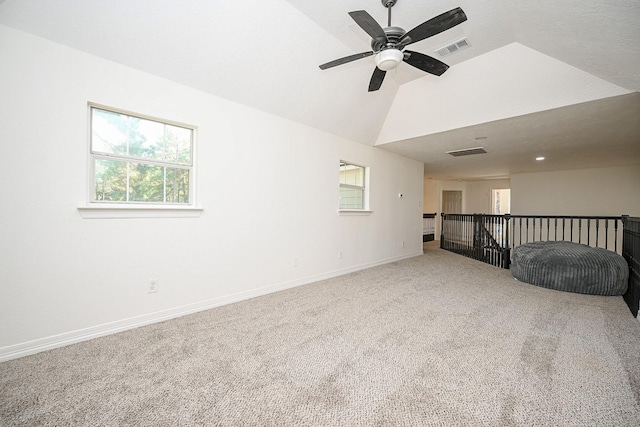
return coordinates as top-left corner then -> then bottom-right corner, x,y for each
503,214 -> 511,269
440,212 -> 445,249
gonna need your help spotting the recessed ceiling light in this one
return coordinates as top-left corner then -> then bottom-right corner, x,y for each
536,156 -> 545,161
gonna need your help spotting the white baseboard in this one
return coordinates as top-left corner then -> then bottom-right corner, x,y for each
0,251 -> 423,363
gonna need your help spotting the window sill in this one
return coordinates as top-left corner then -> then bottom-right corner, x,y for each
77,205 -> 203,219
338,209 -> 373,216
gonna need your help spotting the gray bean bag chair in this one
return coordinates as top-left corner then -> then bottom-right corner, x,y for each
511,241 -> 628,295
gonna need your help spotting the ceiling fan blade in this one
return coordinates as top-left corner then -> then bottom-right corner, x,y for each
349,10 -> 388,44
368,67 -> 386,92
400,7 -> 467,47
403,50 -> 449,76
319,51 -> 374,70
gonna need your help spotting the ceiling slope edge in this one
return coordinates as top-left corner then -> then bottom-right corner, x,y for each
375,42 -> 630,145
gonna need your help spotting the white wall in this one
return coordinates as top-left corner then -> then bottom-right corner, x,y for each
423,178 -> 439,214
423,178 -> 511,215
423,178 -> 511,238
0,26 -> 424,361
466,179 -> 511,214
426,166 -> 639,218
510,165 -> 640,216
377,43 -> 629,144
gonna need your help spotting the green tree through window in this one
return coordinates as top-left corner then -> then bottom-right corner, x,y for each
90,106 -> 194,204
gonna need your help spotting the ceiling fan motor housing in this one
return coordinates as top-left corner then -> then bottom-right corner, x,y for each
318,1 -> 467,92
371,26 -> 406,52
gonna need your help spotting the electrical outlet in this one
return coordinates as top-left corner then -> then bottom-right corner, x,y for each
293,258 -> 299,267
148,279 -> 158,293
339,251 -> 343,259
402,241 -> 406,248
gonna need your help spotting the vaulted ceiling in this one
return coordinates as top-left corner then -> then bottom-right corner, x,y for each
1,0 -> 638,179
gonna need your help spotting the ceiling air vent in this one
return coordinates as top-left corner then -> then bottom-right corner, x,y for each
436,38 -> 471,57
446,147 -> 487,157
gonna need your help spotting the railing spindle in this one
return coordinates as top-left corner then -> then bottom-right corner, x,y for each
439,214 -> 627,271
570,218 -> 574,242
578,219 -> 582,244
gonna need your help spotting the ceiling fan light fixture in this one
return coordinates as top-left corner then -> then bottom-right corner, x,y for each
375,49 -> 403,71
319,5 -> 467,91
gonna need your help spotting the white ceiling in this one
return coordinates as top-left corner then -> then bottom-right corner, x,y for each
1,0 -> 638,180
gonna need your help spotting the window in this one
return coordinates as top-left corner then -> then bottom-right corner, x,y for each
491,189 -> 511,214
339,161 -> 367,210
90,105 -> 194,205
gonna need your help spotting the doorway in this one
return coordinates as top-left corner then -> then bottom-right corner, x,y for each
491,189 -> 511,214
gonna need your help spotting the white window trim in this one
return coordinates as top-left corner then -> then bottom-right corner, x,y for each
80,103 -> 202,219
77,205 -> 203,219
338,161 -> 371,214
338,209 -> 373,216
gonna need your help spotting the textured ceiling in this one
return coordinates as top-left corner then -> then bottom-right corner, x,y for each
382,92 -> 640,180
0,0 -> 638,179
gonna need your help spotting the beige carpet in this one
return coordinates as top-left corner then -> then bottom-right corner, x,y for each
2,247 -> 639,426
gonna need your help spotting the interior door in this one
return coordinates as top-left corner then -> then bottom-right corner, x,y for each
442,190 -> 462,214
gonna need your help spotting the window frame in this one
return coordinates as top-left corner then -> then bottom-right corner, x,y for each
491,188 -> 511,215
338,160 -> 371,214
79,103 -> 201,219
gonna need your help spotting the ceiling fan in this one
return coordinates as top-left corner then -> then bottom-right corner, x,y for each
319,0 -> 467,92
